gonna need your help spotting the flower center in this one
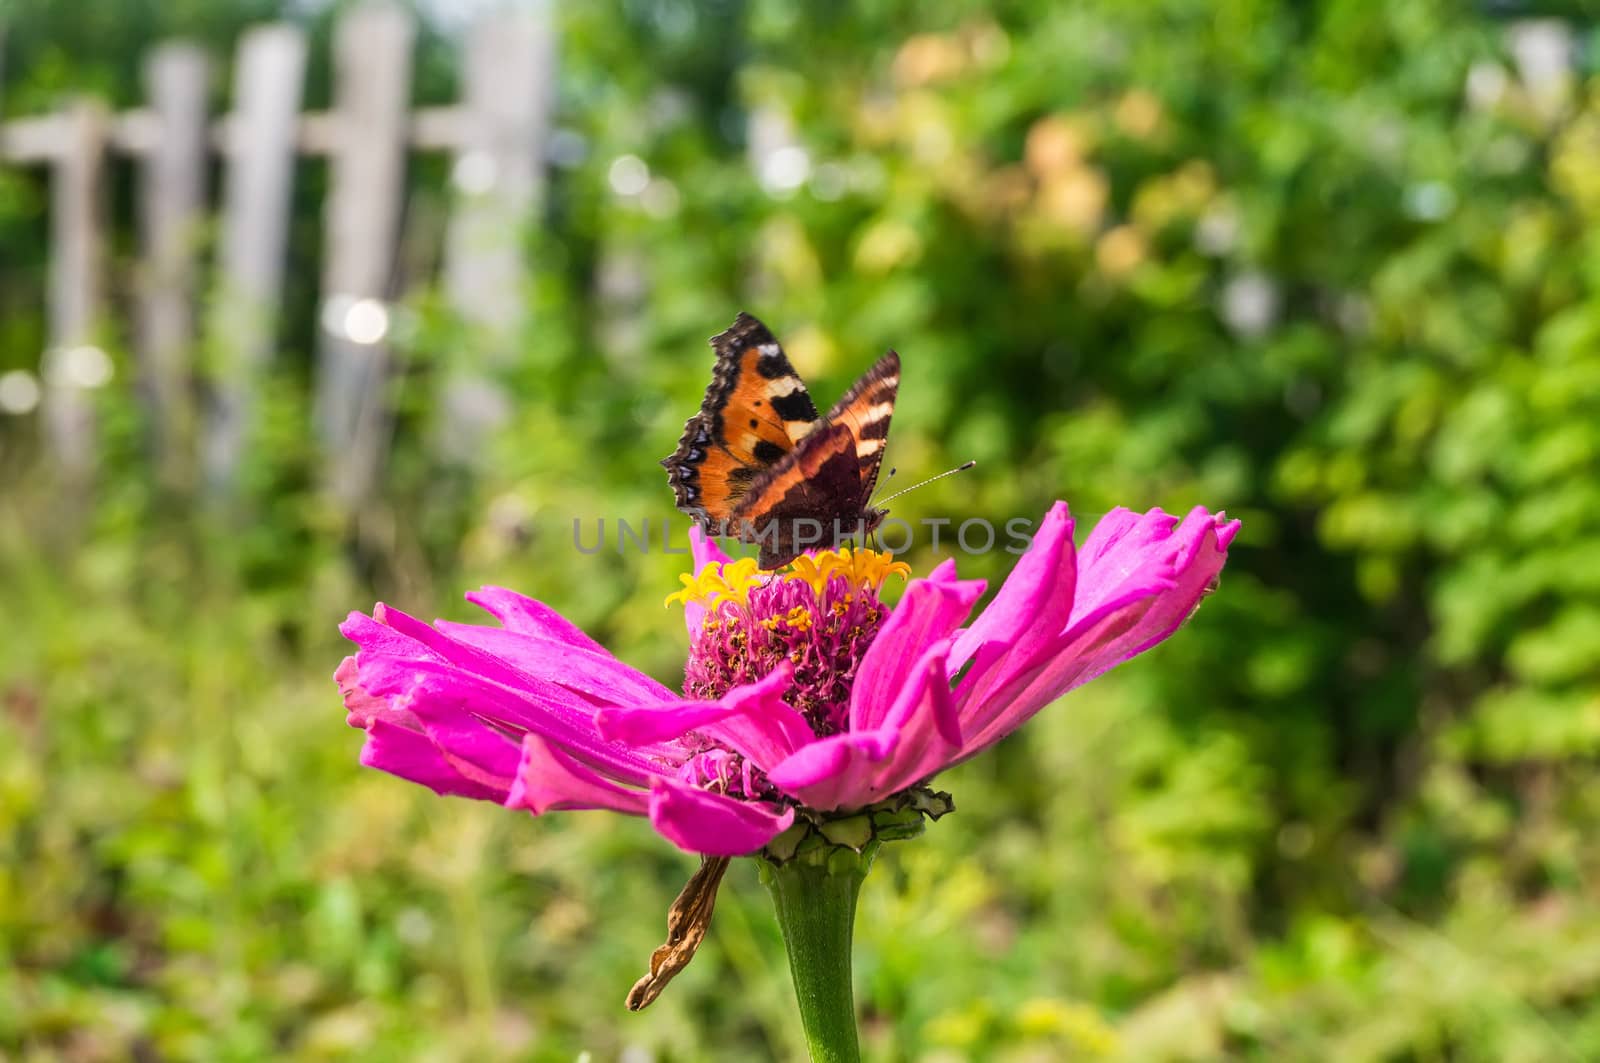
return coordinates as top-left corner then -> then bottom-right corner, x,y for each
667,549 -> 910,742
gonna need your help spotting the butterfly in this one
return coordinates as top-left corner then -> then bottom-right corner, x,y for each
661,312 -> 899,569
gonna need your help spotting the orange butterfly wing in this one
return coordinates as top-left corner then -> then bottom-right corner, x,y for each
661,313 -> 819,527
664,314 -> 901,568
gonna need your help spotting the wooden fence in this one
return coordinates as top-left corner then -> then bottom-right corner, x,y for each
0,3 -> 557,506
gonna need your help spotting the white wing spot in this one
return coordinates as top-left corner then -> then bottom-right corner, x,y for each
765,377 -> 805,398
859,401 -> 895,423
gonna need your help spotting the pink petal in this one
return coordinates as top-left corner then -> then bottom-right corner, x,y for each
949,501 -> 1077,675
862,647 -> 963,798
337,654 -> 410,729
507,733 -> 651,815
594,664 -> 812,771
849,569 -> 985,732
1070,506 -> 1235,622
960,507 -> 1237,753
1077,506 -> 1145,565
435,620 -> 676,705
764,732 -> 893,811
348,603 -> 681,770
389,661 -> 673,785
771,642 -> 961,810
691,524 -> 732,571
397,675 -> 525,788
340,589 -> 708,830
647,777 -> 795,856
464,586 -> 609,653
359,718 -> 510,802
340,610 -> 442,665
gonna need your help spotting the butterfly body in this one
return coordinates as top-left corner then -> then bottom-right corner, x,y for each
662,313 -> 899,569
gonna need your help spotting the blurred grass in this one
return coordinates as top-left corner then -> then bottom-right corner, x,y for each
4,0 -> 1600,1059
4,489 -> 1596,1060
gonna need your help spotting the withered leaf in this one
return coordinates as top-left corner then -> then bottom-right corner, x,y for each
625,855 -> 730,1011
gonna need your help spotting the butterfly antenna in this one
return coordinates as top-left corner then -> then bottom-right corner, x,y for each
873,461 -> 976,507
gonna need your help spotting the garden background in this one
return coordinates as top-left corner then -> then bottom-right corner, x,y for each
3,1 -> 1599,1059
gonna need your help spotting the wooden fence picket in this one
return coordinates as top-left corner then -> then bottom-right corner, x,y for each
315,1 -> 415,508
205,23 -> 307,492
135,43 -> 210,479
437,5 -> 557,463
43,100 -> 108,481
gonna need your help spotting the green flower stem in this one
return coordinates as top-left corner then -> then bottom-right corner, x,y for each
756,792 -> 953,1063
758,843 -> 875,1063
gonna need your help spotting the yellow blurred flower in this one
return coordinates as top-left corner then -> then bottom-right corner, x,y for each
1015,997 -> 1119,1055
854,217 -> 924,274
1551,103 -> 1600,217
961,20 -> 1011,68
782,323 -> 838,379
1096,224 -> 1148,277
1132,160 -> 1218,231
1026,113 -> 1091,177
1040,167 -> 1110,234
758,215 -> 824,293
977,164 -> 1033,219
1114,88 -> 1166,140
893,32 -> 967,87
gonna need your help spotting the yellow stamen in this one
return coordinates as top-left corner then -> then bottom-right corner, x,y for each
665,549 -> 911,612
785,554 -> 833,595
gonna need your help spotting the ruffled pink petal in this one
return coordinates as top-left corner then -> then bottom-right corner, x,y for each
464,586 -> 609,654
383,660 -> 674,785
593,664 -> 812,771
772,641 -> 961,810
948,501 -> 1076,675
346,603 -> 682,770
435,620 -> 676,705
959,507 -> 1237,753
395,674 -> 525,787
337,654 -> 412,729
862,646 -> 963,797
691,524 -> 731,571
340,610 -> 443,666
764,732 -> 894,810
1076,506 -> 1145,565
849,569 -> 985,732
647,777 -> 795,856
954,568 -> 1176,729
507,732 -> 652,815
1071,506 -> 1238,622
359,717 -> 510,801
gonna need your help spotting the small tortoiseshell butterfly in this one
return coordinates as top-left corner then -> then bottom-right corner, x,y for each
662,312 -> 898,569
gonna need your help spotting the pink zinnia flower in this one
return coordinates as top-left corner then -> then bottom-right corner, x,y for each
336,502 -> 1238,856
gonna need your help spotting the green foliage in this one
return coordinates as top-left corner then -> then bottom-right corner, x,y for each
3,0 -> 1600,1059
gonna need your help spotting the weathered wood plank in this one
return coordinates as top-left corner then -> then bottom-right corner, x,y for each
437,6 -> 557,462
223,106 -> 468,156
42,100 -> 109,480
136,42 -> 210,479
0,113 -> 71,162
314,1 -> 415,507
410,105 -> 470,151
204,23 -> 306,492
